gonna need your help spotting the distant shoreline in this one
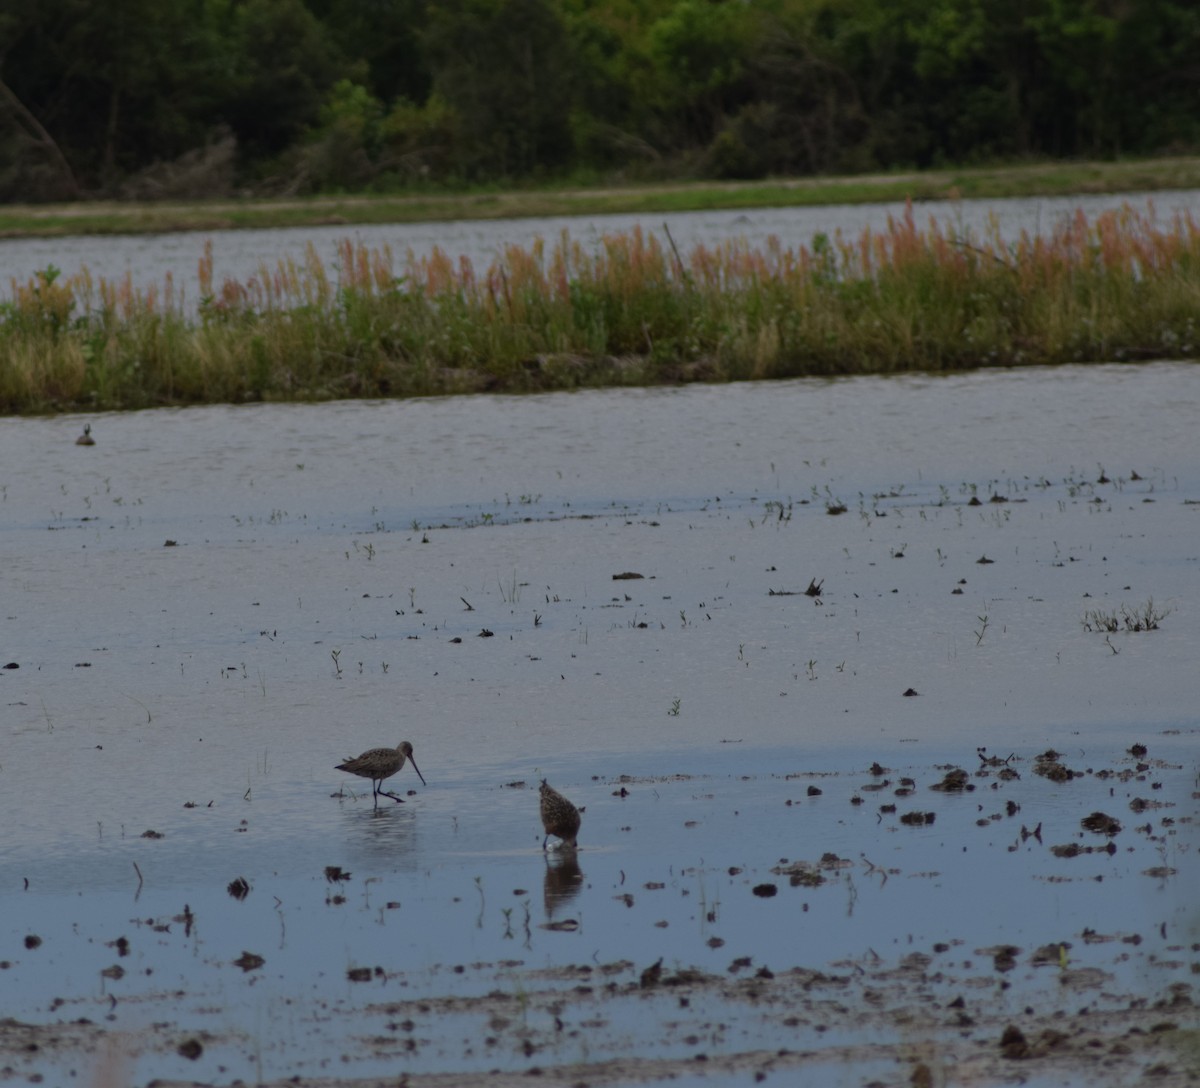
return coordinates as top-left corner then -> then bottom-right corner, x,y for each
3,155 -> 1200,240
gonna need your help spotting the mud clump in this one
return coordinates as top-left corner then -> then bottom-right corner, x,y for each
1034,750 -> 1079,781
1051,842 -> 1117,858
930,768 -> 971,792
999,1024 -> 1072,1061
1030,942 -> 1071,966
999,1024 -> 1029,1058
178,1038 -> 203,1060
770,861 -> 825,887
991,946 -> 1020,972
1081,812 -> 1121,836
639,958 -> 663,989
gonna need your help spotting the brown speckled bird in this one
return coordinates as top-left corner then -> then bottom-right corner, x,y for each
336,741 -> 426,805
539,779 -> 581,850
75,424 -> 95,446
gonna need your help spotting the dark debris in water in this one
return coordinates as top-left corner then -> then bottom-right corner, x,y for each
1051,841 -> 1118,858
1030,941 -> 1072,966
639,958 -> 663,988
1034,751 -> 1080,781
177,1038 -> 203,1060
233,951 -> 265,972
989,945 -> 1021,972
1081,811 -> 1122,836
929,768 -> 971,792
769,861 -> 825,888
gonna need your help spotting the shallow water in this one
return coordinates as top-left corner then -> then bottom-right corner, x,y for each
1,363 -> 1197,1086
3,188 -> 1200,308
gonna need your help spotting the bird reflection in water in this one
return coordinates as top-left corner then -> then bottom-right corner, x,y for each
344,802 -> 420,869
543,848 -> 583,920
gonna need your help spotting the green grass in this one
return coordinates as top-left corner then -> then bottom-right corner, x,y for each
2,200 -> 1199,414
3,155 -> 1200,238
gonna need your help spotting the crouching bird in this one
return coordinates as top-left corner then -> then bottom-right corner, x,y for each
539,779 -> 580,849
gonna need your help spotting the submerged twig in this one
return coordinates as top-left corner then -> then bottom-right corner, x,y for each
122,693 -> 152,723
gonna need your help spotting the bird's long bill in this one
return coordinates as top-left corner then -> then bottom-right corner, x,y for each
408,755 -> 427,786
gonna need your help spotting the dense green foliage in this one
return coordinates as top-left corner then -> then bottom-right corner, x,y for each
1,0 -> 1197,201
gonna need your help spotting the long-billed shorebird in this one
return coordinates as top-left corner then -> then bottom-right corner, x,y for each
336,741 -> 426,805
539,779 -> 581,850
75,424 -> 95,446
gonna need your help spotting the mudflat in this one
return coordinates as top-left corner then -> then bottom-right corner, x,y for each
1,363 -> 1196,1086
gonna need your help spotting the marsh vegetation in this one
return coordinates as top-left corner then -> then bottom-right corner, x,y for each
3,200 -> 1198,414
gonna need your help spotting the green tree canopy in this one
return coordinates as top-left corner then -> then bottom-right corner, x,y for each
0,0 -> 1196,198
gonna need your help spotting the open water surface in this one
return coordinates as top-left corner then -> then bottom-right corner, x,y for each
0,363 -> 1197,1086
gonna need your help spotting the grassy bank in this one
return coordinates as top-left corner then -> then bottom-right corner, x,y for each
3,156 -> 1200,238
2,200 -> 1198,414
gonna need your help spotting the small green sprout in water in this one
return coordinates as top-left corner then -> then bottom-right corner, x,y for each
499,569 -> 521,603
1083,597 -> 1170,634
975,613 -> 989,646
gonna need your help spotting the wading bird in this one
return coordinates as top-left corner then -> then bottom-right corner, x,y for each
336,741 -> 426,805
539,779 -> 581,849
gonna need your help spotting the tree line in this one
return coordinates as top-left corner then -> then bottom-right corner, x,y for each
1,0 -> 1196,203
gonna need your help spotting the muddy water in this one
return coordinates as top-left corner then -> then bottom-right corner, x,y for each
3,188 -> 1200,306
1,363 -> 1197,1087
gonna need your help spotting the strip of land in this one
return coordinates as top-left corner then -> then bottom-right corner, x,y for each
3,156 -> 1200,238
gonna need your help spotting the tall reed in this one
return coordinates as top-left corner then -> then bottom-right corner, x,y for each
1,201 -> 1197,413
